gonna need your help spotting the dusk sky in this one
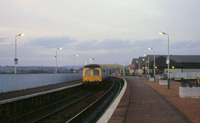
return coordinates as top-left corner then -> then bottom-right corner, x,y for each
0,0 -> 200,66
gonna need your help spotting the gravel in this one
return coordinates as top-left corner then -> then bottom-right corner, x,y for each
144,79 -> 200,123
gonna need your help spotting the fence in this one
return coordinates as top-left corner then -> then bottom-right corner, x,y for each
0,73 -> 82,93
170,72 -> 200,80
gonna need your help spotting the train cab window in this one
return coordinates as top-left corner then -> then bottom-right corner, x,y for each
93,70 -> 99,75
85,70 -> 91,75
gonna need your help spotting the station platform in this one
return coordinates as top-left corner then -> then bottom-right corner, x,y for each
108,76 -> 190,123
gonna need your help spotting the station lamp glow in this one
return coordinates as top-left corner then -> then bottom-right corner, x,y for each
18,33 -> 25,36
159,31 -> 166,35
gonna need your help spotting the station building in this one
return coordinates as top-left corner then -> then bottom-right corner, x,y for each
131,55 -> 200,75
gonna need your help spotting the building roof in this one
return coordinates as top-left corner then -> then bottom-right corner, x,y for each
131,58 -> 139,64
146,55 -> 200,63
131,55 -> 200,69
170,55 -> 200,63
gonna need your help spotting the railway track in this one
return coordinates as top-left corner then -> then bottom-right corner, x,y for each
0,83 -> 85,122
0,76 -> 124,123
66,77 -> 123,122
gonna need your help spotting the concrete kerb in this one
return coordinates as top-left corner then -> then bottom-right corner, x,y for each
179,86 -> 200,98
97,77 -> 127,123
159,80 -> 168,85
149,77 -> 154,81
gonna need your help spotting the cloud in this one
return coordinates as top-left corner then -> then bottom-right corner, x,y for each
73,40 -> 98,51
27,36 -> 77,49
73,38 -> 134,51
0,38 -> 7,42
98,39 -> 133,49
170,40 -> 200,55
1,34 -> 200,66
73,38 -> 165,52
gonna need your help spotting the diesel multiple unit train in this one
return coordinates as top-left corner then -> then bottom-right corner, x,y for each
82,64 -> 113,84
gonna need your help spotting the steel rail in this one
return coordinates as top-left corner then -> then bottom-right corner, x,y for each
66,77 -> 121,123
97,76 -> 126,123
31,91 -> 93,123
5,90 -> 92,123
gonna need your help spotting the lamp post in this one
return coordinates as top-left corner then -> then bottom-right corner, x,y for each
129,62 -> 132,76
14,33 -> 25,74
159,31 -> 170,89
148,48 -> 156,82
55,47 -> 62,73
73,54 -> 78,73
144,54 -> 149,80
142,58 -> 145,74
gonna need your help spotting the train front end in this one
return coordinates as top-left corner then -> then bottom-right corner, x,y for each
83,64 -> 102,84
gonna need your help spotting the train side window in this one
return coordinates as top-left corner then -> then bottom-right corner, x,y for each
85,70 -> 91,75
94,70 -> 99,75
102,70 -> 106,76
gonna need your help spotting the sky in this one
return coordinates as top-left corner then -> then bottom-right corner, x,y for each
0,0 -> 200,66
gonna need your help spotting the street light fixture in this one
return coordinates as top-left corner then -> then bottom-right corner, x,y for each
136,61 -> 140,70
14,33 -> 25,74
55,47 -> 62,73
159,31 -> 170,89
148,48 -> 156,82
73,54 -> 78,73
89,58 -> 95,63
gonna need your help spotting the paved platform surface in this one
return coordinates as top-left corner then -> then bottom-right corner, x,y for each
108,76 -> 191,123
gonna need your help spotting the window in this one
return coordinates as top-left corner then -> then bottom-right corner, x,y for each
102,70 -> 106,76
94,70 -> 99,75
85,70 -> 91,75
